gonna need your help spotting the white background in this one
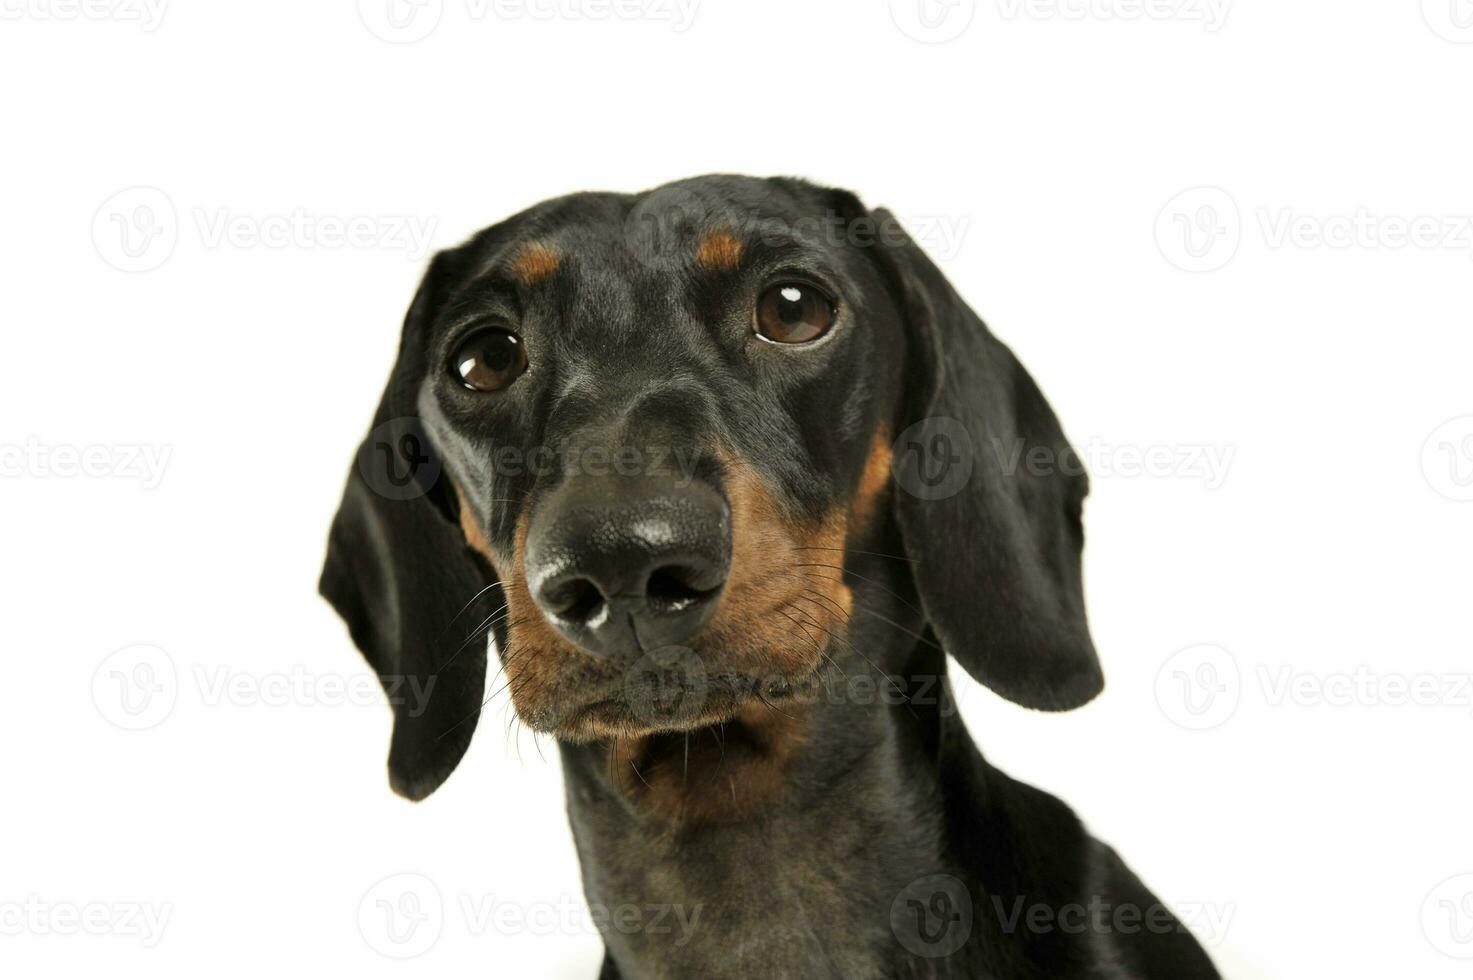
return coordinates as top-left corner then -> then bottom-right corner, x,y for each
3,1 -> 1471,977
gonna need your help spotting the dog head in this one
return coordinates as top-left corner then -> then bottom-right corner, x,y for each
321,175 -> 1100,804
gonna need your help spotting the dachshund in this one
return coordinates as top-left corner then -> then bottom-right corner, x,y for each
320,174 -> 1221,979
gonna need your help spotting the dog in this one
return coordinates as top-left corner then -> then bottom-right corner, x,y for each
320,175 -> 1221,978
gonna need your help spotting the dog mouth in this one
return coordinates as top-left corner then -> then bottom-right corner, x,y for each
604,683 -> 813,822
546,669 -> 808,744
517,632 -> 828,822
618,710 -> 787,782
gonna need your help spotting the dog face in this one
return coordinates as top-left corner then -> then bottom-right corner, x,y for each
322,175 -> 1101,805
425,179 -> 907,745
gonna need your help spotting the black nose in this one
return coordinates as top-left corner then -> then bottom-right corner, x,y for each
524,479 -> 731,658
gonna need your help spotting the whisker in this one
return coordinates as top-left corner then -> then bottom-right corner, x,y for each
792,545 -> 918,564
754,688 -> 795,720
630,758 -> 652,789
439,582 -> 505,638
436,638 -> 537,742
850,602 -> 943,651
784,604 -> 852,655
793,562 -> 924,617
798,612 -> 913,706
463,601 -> 512,642
774,611 -> 833,668
795,591 -> 850,624
433,607 -> 512,672
819,649 -> 850,680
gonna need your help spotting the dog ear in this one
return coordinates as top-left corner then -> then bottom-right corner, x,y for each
319,249 -> 498,799
870,209 -> 1103,711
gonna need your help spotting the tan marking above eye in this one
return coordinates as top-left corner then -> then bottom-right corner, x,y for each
511,243 -> 560,285
696,229 -> 743,272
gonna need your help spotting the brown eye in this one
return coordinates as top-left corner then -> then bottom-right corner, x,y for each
755,282 -> 836,344
451,328 -> 527,391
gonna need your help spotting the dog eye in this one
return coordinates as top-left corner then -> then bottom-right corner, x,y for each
451,328 -> 528,391
755,282 -> 836,344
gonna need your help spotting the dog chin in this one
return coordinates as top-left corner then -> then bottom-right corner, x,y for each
538,670 -> 809,745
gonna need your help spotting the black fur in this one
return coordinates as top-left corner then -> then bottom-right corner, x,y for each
320,175 -> 1220,978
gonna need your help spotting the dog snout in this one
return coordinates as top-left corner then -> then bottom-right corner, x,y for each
524,478 -> 731,658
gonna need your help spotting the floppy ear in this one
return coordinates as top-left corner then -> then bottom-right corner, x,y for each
871,209 -> 1103,710
319,250 -> 498,800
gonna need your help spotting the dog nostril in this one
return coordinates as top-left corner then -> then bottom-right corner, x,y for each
523,480 -> 733,657
645,565 -> 720,614
546,577 -> 606,624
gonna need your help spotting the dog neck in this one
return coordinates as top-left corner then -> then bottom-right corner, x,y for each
558,689 -> 947,979
556,551 -> 961,979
